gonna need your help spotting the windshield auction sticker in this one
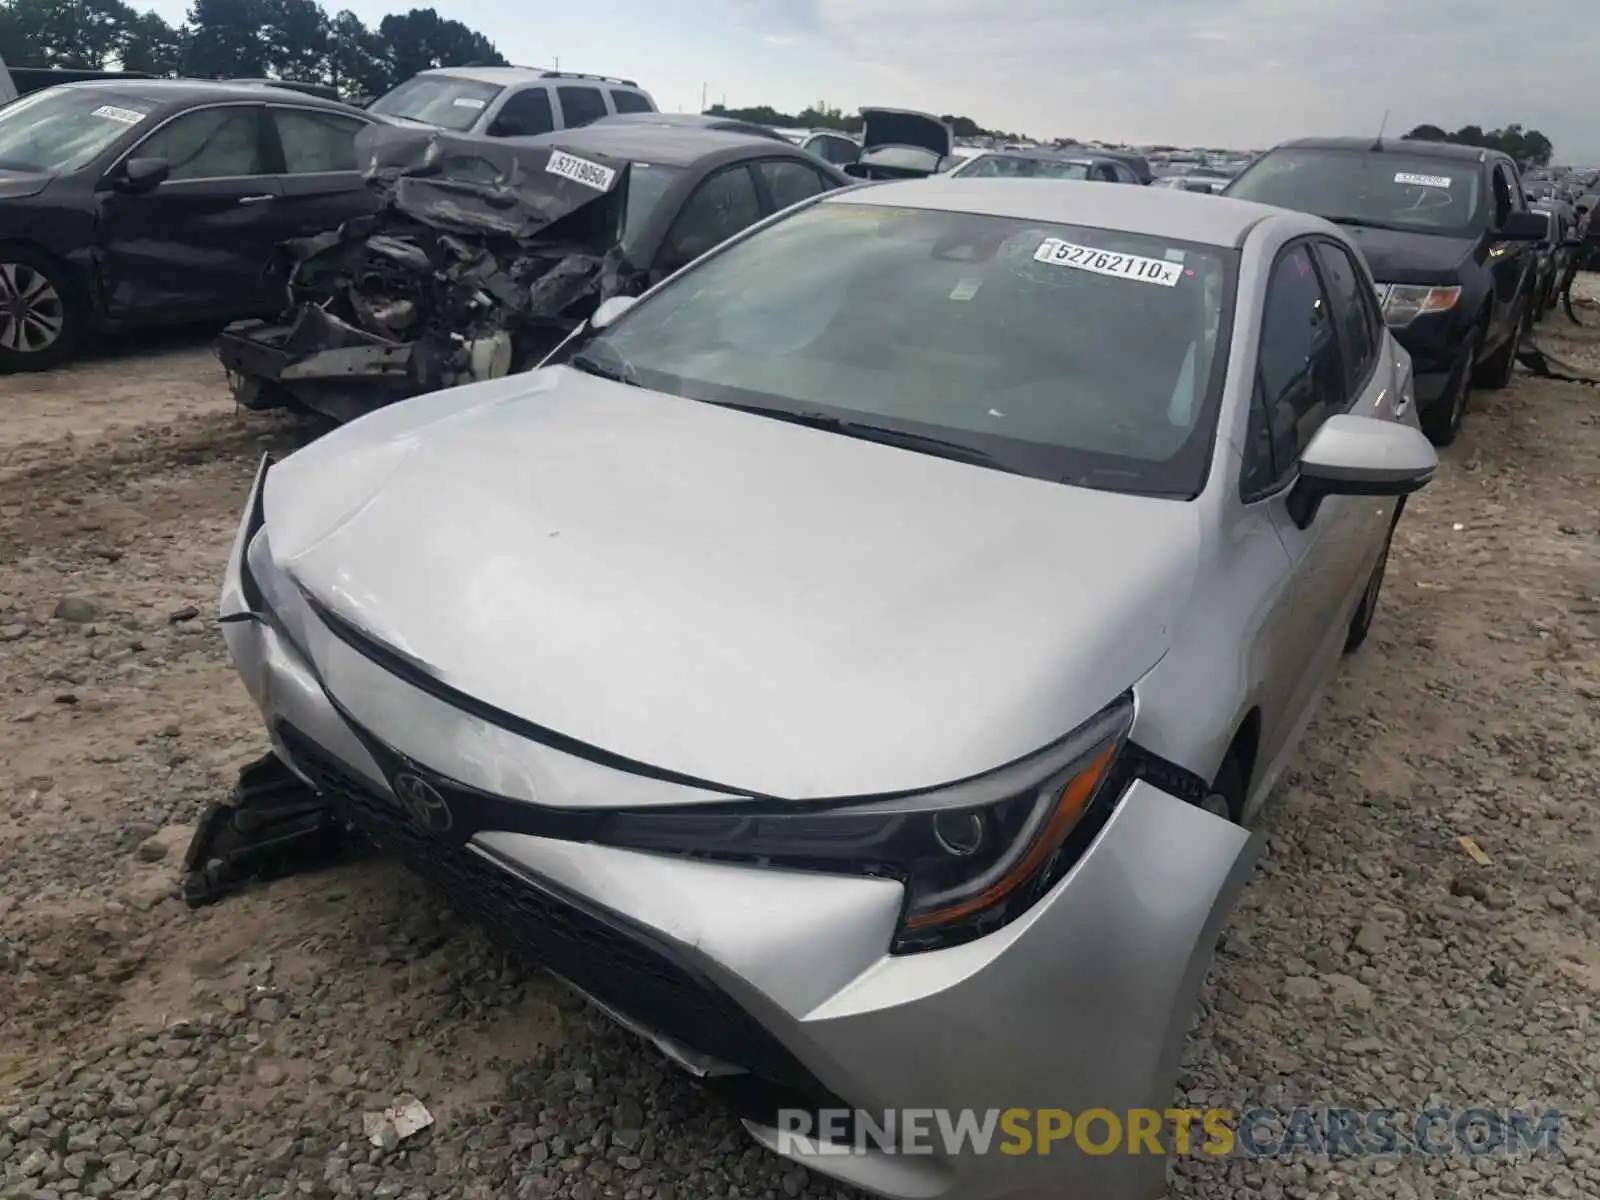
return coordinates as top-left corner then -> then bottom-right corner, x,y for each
91,105 -> 147,125
1033,238 -> 1182,286
451,97 -> 487,109
546,149 -> 618,192
1394,172 -> 1451,188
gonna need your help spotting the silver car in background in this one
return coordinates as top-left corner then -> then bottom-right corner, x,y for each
220,180 -> 1436,1199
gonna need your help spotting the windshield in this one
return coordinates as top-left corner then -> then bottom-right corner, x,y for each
368,75 -> 503,131
953,155 -> 1089,181
1227,148 -> 1484,235
567,200 -> 1236,497
0,87 -> 155,173
622,162 -> 683,253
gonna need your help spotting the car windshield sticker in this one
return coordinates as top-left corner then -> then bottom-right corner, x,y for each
1033,237 -> 1183,286
949,278 -> 982,301
451,97 -> 487,109
546,149 -> 617,192
1395,172 -> 1451,188
91,105 -> 146,125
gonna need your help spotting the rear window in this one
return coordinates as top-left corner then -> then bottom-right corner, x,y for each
575,201 -> 1238,497
1227,148 -> 1485,236
368,75 -> 502,131
955,155 -> 1089,181
0,87 -> 155,173
557,86 -> 607,128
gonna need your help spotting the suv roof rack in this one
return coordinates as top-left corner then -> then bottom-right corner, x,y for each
507,66 -> 640,88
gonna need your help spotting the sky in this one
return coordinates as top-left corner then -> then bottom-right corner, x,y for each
145,0 -> 1600,163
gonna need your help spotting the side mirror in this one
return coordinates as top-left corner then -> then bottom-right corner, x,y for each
1497,210 -> 1549,241
843,162 -> 869,179
590,294 -> 638,330
1287,414 -> 1437,530
116,157 -> 170,192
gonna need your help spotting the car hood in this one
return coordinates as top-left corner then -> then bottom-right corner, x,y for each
1340,225 -> 1478,285
859,108 -> 952,158
0,169 -> 50,199
262,370 -> 1200,799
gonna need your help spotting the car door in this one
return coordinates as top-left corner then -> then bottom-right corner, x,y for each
1245,241 -> 1372,775
96,102 -> 287,321
653,163 -> 763,276
265,105 -> 380,239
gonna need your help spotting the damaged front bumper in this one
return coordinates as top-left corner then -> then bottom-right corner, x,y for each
216,459 -> 1258,1200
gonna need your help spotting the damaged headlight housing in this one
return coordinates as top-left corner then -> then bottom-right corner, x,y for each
1376,284 -> 1460,328
593,693 -> 1135,953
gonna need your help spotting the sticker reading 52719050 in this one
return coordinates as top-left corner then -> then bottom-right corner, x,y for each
1033,237 -> 1182,286
546,149 -> 618,192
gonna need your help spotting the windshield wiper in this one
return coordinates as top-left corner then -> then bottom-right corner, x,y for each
1325,215 -> 1408,232
704,400 -> 1013,471
565,352 -> 638,386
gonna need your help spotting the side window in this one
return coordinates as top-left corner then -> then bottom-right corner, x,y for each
135,106 -> 263,180
1091,163 -> 1116,182
660,166 -> 761,271
488,89 -> 553,137
756,159 -> 826,210
821,136 -> 858,166
271,108 -> 363,173
556,86 -> 607,128
1490,165 -> 1513,227
1501,165 -> 1528,213
1256,244 -> 1344,470
609,89 -> 653,115
1312,241 -> 1380,396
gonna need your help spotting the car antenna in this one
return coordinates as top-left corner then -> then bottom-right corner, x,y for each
1371,108 -> 1390,151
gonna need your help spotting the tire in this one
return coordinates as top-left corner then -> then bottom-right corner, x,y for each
1420,328 -> 1479,447
0,246 -> 82,372
1344,527 -> 1392,653
1472,303 -> 1525,391
1201,747 -> 1246,824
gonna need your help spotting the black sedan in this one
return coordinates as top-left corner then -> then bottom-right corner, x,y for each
0,79 -> 379,370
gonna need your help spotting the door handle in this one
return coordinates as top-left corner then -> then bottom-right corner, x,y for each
237,194 -> 275,206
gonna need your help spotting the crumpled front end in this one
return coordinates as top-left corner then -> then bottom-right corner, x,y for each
217,125 -> 644,426
219,457 -> 1259,1200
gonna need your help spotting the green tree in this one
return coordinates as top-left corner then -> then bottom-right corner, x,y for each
118,10 -> 184,74
0,0 -> 138,69
1401,120 -> 1555,168
375,7 -> 506,90
1402,123 -> 1448,142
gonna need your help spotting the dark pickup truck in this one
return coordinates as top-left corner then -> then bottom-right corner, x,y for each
1226,137 -> 1547,446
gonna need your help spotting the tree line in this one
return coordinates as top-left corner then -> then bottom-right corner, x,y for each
0,0 -> 508,101
1402,123 -> 1555,168
706,101 -> 1024,143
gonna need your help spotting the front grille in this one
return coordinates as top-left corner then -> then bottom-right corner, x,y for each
276,724 -> 837,1101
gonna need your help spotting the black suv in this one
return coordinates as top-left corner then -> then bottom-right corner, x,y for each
1225,137 -> 1546,445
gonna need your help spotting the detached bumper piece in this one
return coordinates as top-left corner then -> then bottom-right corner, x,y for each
217,124 -> 648,427
181,751 -> 358,907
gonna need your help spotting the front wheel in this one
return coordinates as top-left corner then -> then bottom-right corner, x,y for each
0,248 -> 81,372
1345,530 -> 1392,653
1420,328 -> 1479,446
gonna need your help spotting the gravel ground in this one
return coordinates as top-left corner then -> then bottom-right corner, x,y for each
1,303 -> 1598,1200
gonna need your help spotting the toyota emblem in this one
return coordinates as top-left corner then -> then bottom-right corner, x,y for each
391,771 -> 453,834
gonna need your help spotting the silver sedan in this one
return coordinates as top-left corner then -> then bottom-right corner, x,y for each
219,179 -> 1436,1200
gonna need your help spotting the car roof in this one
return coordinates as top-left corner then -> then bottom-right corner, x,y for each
823,177 -> 1288,247
54,77 -> 359,109
520,123 -> 802,166
415,66 -> 644,88
1274,136 -> 1494,163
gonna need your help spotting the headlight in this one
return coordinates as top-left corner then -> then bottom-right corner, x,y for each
593,693 -> 1136,953
1378,284 -> 1460,328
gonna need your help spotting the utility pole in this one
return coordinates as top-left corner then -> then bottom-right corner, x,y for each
700,82 -> 708,112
